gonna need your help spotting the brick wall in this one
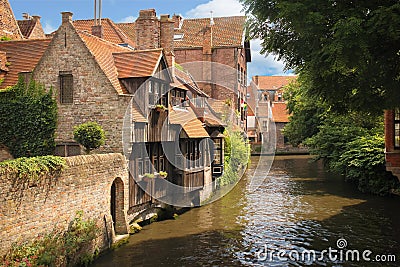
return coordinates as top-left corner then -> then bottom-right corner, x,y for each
0,153 -> 129,257
384,110 -> 400,179
135,9 -> 160,50
0,0 -> 22,40
33,18 -> 131,154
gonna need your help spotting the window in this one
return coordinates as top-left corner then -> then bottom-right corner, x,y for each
59,73 -> 73,104
213,138 -> 222,165
395,108 -> 400,148
262,120 -> 268,130
149,81 -> 154,106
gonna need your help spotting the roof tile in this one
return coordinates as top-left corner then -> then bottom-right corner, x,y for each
253,76 -> 297,90
0,39 -> 51,89
271,102 -> 289,123
74,18 -> 135,47
175,16 -> 246,48
169,106 -> 209,138
113,49 -> 163,78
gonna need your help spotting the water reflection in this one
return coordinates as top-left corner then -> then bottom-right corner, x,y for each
92,156 -> 400,266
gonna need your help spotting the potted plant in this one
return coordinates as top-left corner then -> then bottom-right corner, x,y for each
155,104 -> 166,112
142,173 -> 155,182
159,171 -> 168,179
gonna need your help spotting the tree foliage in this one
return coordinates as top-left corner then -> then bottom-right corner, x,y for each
282,78 -> 326,146
0,77 -> 57,158
73,122 -> 105,154
218,127 -> 250,187
241,0 -> 400,112
282,78 -> 398,195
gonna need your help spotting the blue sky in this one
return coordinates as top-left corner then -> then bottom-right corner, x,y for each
9,0 -> 291,78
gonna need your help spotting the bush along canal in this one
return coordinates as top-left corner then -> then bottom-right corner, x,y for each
92,155 -> 400,266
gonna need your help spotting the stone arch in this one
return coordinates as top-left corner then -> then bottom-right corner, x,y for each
110,177 -> 128,234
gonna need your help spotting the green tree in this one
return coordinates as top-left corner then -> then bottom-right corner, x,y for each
241,0 -> 400,112
0,77 -> 57,158
73,122 -> 105,154
283,77 -> 326,146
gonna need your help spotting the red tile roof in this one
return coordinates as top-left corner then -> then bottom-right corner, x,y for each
175,16 -> 246,48
74,19 -> 135,47
116,22 -> 136,43
253,75 -> 297,90
17,19 -> 45,39
169,106 -> 209,138
77,30 -> 130,94
113,49 -> 163,78
271,102 -> 289,123
0,39 -> 51,89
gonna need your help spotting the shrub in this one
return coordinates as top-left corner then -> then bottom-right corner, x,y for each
0,77 -> 57,158
73,122 -> 105,154
1,211 -> 99,267
217,127 -> 250,187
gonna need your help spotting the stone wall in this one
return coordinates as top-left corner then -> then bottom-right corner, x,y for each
0,153 -> 129,257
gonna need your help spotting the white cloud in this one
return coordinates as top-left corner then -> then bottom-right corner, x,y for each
117,16 -> 136,23
185,0 -> 244,18
248,39 -> 292,78
43,21 -> 57,34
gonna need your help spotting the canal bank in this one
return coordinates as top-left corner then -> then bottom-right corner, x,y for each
92,155 -> 400,266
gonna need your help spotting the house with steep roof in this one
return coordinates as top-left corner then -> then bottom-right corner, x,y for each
17,14 -> 46,39
28,11 -> 219,218
249,75 -> 297,151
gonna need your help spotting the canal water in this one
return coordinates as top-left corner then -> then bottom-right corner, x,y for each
93,156 -> 400,266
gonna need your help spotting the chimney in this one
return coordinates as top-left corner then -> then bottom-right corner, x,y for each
91,25 -> 103,38
61,12 -> 73,24
135,9 -> 160,50
22,13 -> 31,20
172,14 -> 183,29
32,15 -> 41,22
253,76 -> 259,86
203,25 -> 212,56
160,14 -> 175,68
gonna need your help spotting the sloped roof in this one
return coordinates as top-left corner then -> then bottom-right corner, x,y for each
0,39 -> 51,89
77,30 -> 130,94
74,18 -> 135,47
271,102 -> 289,123
208,99 -> 229,114
116,22 -> 136,42
169,106 -> 209,138
132,99 -> 147,123
113,49 -> 163,78
17,18 -> 46,39
254,75 -> 297,90
174,16 -> 246,48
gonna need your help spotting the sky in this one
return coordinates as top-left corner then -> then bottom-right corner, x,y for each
9,0 -> 291,78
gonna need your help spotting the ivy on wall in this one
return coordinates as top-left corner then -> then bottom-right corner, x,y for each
0,77 -> 57,158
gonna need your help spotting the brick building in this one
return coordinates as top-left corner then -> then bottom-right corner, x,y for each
117,12 -> 251,131
249,75 -> 296,150
385,109 -> 400,180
